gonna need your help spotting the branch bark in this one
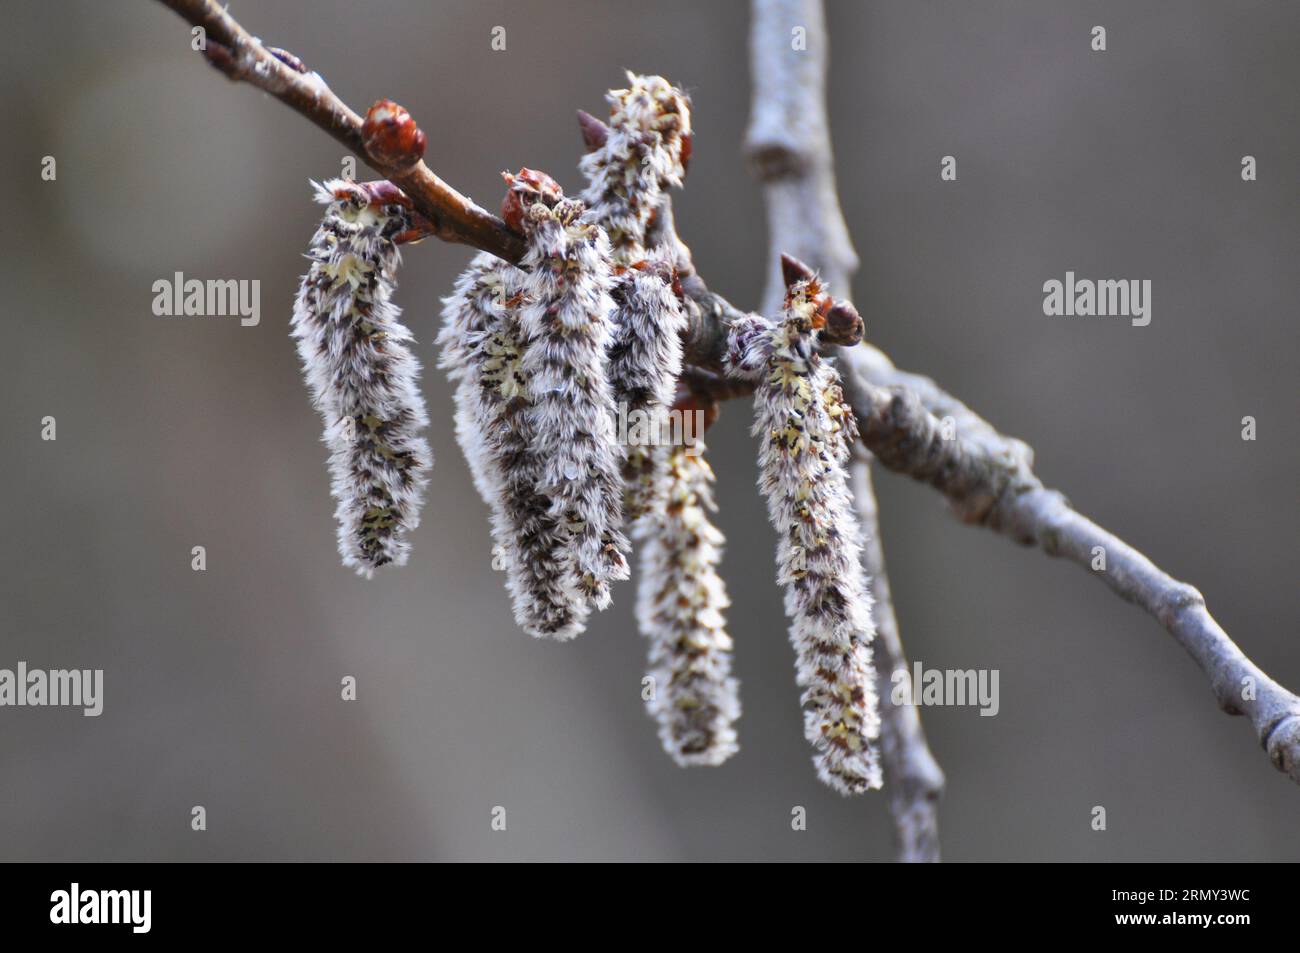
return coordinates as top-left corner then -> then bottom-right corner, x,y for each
836,352 -> 1300,785
159,0 -> 780,367
159,0 -> 523,262
745,0 -> 858,315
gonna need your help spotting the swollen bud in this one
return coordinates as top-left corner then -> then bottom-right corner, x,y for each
825,300 -> 864,345
363,100 -> 427,172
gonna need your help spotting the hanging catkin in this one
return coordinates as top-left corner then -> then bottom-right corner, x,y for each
606,261 -> 687,520
510,171 -> 631,611
438,251 -> 591,639
291,179 -> 431,577
581,75 -> 741,761
725,276 -> 882,795
579,72 -> 692,263
581,74 -> 693,520
636,432 -> 740,766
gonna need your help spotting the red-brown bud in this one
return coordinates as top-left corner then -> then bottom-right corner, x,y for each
824,300 -> 864,344
500,168 -> 564,233
363,100 -> 426,172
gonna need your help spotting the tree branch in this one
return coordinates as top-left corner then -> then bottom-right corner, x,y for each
836,352 -> 1300,785
153,0 -> 1300,798
159,0 -> 524,262
745,0 -> 858,315
157,0 -> 800,367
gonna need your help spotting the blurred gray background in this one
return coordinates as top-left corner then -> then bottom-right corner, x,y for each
1,0 -> 1296,861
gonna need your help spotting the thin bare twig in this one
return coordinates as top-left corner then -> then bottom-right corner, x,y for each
159,0 -> 523,261
849,451 -> 944,862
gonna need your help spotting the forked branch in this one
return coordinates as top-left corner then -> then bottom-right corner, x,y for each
153,0 -> 1300,812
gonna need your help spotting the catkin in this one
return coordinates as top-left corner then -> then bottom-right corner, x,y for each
582,75 -> 741,759
515,188 -> 631,611
636,438 -> 740,765
606,262 -> 687,521
438,253 -> 591,639
581,75 -> 693,520
725,279 -> 882,795
291,179 -> 431,578
579,72 -> 692,264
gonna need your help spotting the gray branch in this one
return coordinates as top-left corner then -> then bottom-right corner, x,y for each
836,352 -> 1300,785
745,0 -> 858,315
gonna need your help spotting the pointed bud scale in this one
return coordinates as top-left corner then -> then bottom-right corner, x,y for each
576,109 -> 611,153
781,253 -> 816,289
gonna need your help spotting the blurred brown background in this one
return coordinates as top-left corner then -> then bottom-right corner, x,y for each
1,0 -> 1296,861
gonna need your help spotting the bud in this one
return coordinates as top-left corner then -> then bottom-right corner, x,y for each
499,167 -> 563,233
362,100 -> 427,172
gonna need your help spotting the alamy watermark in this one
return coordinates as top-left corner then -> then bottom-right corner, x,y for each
1042,272 -> 1151,327
616,404 -> 704,455
890,661 -> 999,716
152,272 -> 260,326
50,883 -> 150,934
0,662 -> 103,716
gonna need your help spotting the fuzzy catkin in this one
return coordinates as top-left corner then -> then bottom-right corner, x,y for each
516,195 -> 631,611
725,283 -> 883,795
637,439 -> 740,765
437,253 -> 591,640
582,76 -> 695,523
607,262 -> 687,521
580,72 -> 691,264
291,179 -> 431,578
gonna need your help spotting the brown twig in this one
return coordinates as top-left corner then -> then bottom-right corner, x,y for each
159,0 -> 523,262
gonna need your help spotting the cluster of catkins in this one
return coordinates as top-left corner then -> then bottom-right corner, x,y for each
291,74 -> 880,792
